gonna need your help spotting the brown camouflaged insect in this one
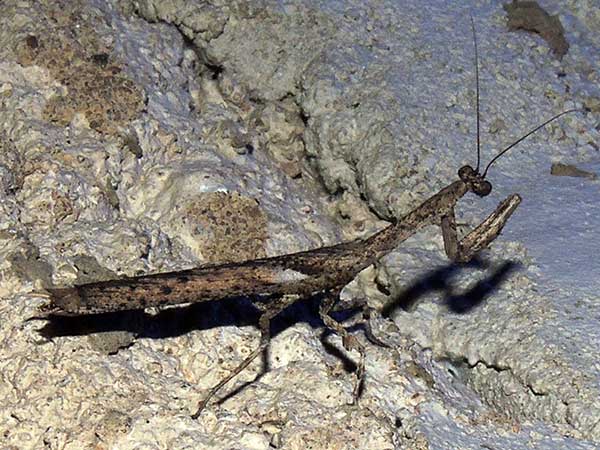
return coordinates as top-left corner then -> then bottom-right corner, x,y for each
39,19 -> 583,418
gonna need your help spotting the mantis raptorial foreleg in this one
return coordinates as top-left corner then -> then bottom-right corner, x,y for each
442,194 -> 522,263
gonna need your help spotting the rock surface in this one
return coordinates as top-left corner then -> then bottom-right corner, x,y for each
0,0 -> 599,449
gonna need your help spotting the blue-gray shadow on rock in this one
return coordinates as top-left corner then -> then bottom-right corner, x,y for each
34,259 -> 518,406
381,258 -> 520,317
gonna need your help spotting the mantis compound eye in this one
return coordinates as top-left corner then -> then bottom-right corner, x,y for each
473,180 -> 492,197
458,165 -> 476,181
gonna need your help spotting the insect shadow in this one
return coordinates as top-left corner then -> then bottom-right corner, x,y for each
37,257 -> 516,340
320,257 -> 519,376
381,257 -> 520,316
36,257 -> 518,403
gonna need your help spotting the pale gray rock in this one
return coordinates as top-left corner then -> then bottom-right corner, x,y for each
0,0 -> 599,449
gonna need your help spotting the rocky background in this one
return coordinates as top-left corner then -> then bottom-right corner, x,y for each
0,0 -> 599,449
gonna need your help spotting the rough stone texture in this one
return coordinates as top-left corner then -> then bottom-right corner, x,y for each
13,2 -> 144,135
0,0 -> 599,449
165,191 -> 269,263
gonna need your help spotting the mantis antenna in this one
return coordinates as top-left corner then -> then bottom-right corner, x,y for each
468,15 -> 585,179
482,108 -> 584,178
470,15 -> 482,173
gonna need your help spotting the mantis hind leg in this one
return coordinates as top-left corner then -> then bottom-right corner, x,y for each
192,294 -> 300,418
441,194 -> 521,263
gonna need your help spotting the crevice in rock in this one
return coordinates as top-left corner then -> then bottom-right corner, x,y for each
434,355 -> 581,437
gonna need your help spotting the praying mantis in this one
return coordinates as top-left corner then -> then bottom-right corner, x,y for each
40,18 -> 585,418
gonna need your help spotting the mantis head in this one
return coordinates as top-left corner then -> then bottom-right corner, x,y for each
458,165 -> 492,197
